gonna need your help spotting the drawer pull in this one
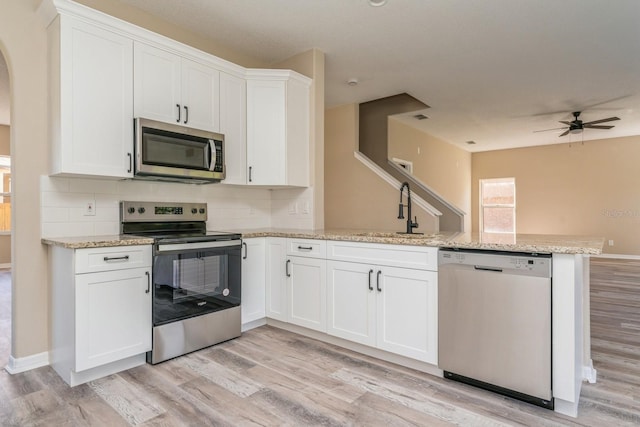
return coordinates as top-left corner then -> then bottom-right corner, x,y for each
297,246 -> 313,251
103,255 -> 130,262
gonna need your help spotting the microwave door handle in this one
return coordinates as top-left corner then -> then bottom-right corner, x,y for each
207,140 -> 217,171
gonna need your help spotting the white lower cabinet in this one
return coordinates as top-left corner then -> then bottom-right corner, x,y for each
264,238 -> 438,365
288,256 -> 327,332
75,267 -> 152,371
241,238 -> 266,325
327,242 -> 439,365
50,245 -> 152,386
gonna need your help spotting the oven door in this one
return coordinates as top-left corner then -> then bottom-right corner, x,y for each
152,239 -> 241,326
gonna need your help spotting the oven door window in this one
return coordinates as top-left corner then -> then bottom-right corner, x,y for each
152,247 -> 241,326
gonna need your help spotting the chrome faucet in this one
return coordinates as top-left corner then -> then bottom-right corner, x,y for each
398,182 -> 419,234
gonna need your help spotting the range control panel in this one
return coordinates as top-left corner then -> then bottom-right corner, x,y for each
120,201 -> 207,222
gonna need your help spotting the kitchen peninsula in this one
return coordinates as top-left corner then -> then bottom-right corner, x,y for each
43,230 -> 602,417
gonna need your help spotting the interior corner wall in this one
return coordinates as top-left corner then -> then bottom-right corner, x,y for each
471,135 -> 640,255
388,118 -> 471,231
273,49 -> 325,230
325,104 -> 438,232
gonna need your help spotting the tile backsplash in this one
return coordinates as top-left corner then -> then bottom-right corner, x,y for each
40,176 -> 315,238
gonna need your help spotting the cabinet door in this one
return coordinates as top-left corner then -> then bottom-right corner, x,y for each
181,58 -> 220,132
241,238 -> 266,324
220,72 -> 247,185
75,267 -> 152,371
326,260 -> 376,347
246,79 -> 286,185
133,42 -> 181,124
288,256 -> 326,332
58,17 -> 133,178
265,238 -> 287,321
376,267 -> 438,364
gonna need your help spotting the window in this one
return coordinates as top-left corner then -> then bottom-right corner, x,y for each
480,177 -> 515,233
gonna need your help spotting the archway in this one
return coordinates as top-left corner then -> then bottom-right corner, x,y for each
0,49 -> 11,366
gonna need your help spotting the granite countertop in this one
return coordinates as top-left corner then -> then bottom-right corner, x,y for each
240,229 -> 604,255
42,229 -> 604,255
41,235 -> 155,249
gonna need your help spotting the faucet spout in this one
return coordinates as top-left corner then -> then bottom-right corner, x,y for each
398,182 -> 419,233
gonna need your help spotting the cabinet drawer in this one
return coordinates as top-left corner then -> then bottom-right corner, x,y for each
327,241 -> 437,271
286,238 -> 326,258
75,245 -> 152,274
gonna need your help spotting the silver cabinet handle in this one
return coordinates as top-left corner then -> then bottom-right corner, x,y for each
145,271 -> 150,294
297,246 -> 313,251
368,269 -> 374,291
103,255 -> 129,262
376,270 -> 382,292
242,242 -> 248,260
286,259 -> 291,277
176,104 -> 181,122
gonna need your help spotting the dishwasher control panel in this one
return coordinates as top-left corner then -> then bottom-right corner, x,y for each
439,249 -> 552,278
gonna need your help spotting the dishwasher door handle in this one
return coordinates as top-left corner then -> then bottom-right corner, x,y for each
474,265 -> 503,273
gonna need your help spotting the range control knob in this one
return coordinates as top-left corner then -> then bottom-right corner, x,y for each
191,208 -> 198,214
127,207 -> 135,214
199,208 -> 205,214
138,207 -> 146,214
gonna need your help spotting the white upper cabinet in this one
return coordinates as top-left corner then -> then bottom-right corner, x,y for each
246,71 -> 311,187
220,72 -> 247,185
134,42 -> 220,132
49,15 -> 134,178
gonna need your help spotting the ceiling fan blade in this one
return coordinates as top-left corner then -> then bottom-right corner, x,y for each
533,126 -> 568,133
583,117 -> 620,125
559,121 -> 572,125
583,124 -> 615,129
559,129 -> 571,137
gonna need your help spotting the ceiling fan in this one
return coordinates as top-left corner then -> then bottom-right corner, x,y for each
534,111 -> 620,137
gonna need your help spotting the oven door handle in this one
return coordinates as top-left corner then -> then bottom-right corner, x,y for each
157,239 -> 241,253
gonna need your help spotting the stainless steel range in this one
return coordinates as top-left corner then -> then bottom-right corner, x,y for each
120,201 -> 242,364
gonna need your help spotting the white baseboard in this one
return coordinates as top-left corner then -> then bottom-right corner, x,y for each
583,360 -> 597,384
242,317 -> 267,332
5,351 -> 50,374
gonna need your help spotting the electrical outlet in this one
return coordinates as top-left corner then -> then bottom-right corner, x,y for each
301,201 -> 310,214
288,202 -> 298,215
84,201 -> 96,216
608,240 -> 614,246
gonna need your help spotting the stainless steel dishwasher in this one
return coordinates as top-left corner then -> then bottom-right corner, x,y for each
438,248 -> 553,409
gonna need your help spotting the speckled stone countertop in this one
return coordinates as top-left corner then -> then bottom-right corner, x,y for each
240,229 -> 604,255
42,230 -> 604,254
41,235 -> 154,249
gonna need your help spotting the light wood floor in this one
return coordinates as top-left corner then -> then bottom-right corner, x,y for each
1,259 -> 639,426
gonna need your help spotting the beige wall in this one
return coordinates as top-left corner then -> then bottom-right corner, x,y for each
1,0 -> 50,358
388,118 -> 471,231
325,104 -> 439,232
0,125 -> 9,154
274,49 -> 325,229
472,136 -> 640,255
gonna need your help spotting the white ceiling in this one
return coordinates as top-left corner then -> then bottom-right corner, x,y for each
5,0 -> 640,152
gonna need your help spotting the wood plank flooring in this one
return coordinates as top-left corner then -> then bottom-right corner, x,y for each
0,258 -> 639,426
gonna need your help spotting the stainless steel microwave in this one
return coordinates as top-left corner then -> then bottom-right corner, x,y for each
134,118 -> 225,184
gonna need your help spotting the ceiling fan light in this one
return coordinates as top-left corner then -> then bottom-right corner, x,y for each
368,0 -> 387,6
570,128 -> 583,134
